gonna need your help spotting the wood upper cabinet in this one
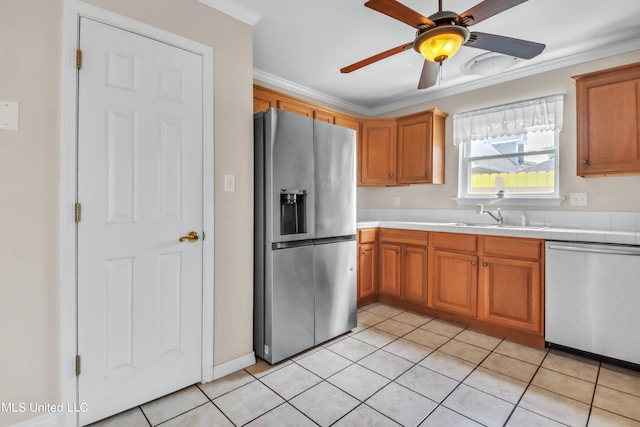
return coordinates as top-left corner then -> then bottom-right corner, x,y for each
357,229 -> 378,301
478,236 -> 544,334
335,115 -> 359,131
573,62 -> 640,177
429,233 -> 478,317
313,108 -> 334,123
379,229 -> 429,304
360,120 -> 397,186
253,87 -> 277,114
397,110 -> 447,184
277,98 -> 314,117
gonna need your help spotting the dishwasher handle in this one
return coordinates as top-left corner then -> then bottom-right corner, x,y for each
548,243 -> 640,256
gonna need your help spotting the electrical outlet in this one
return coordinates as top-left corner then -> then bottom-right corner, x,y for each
570,192 -> 588,206
394,196 -> 400,206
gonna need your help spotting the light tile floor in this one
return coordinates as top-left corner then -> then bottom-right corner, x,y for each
90,303 -> 640,427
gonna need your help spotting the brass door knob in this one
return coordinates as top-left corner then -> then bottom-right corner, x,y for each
178,231 -> 199,242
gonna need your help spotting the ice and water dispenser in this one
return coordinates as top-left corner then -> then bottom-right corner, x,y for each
280,189 -> 307,235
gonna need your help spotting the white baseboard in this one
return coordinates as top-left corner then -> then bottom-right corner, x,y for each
210,352 -> 256,382
8,413 -> 62,427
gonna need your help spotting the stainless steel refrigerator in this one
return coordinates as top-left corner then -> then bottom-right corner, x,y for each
254,108 -> 357,364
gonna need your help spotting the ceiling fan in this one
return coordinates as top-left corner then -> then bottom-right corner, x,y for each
341,0 -> 545,89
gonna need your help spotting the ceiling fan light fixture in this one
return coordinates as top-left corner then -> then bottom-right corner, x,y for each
414,25 -> 470,63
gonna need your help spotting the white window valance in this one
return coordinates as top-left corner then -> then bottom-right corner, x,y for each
453,94 -> 564,146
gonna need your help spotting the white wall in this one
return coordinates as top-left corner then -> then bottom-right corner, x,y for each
0,1 -> 254,425
358,50 -> 640,213
0,2 -> 62,425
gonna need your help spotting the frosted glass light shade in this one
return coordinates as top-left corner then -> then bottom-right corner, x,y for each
414,25 -> 470,63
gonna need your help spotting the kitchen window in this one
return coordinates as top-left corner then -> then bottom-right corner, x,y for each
453,94 -> 564,206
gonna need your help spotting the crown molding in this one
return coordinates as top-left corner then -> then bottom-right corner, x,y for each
254,38 -> 640,117
253,69 -> 370,116
369,37 -> 640,116
197,0 -> 262,26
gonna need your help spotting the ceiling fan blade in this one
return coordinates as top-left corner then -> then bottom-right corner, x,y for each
418,60 -> 440,89
365,0 -> 435,28
458,0 -> 527,26
465,32 -> 545,59
341,42 -> 413,74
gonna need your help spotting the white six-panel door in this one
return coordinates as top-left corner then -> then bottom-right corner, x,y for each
77,17 -> 203,425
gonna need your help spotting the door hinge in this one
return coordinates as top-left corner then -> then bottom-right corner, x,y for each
202,231 -> 205,241
74,203 -> 81,223
75,355 -> 81,376
76,49 -> 82,69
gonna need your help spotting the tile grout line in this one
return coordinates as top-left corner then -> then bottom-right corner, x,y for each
584,361 -> 602,427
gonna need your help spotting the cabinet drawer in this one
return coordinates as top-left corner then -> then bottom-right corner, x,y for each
483,236 -> 542,261
431,232 -> 477,253
358,229 -> 378,244
379,228 -> 428,246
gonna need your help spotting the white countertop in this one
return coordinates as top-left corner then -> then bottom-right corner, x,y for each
357,221 -> 640,246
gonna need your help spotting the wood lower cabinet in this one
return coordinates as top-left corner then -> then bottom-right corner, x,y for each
478,236 -> 544,334
354,227 -> 545,346
573,62 -> 640,177
357,229 -> 378,304
430,233 -> 478,317
379,242 -> 402,297
402,245 -> 428,305
379,229 -> 429,304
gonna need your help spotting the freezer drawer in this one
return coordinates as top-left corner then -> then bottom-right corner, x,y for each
314,239 -> 357,345
261,245 -> 315,364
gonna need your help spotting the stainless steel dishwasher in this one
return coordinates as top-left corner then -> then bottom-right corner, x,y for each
545,241 -> 640,365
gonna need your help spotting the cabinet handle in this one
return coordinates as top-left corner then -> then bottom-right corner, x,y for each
483,262 -> 488,267
361,251 -> 366,255
404,251 -> 408,255
425,172 -> 429,177
395,250 -> 399,254
471,261 -> 476,265
582,159 -> 589,165
389,173 -> 394,178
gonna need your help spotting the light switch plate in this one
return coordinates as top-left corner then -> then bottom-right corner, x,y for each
0,100 -> 19,130
224,174 -> 235,192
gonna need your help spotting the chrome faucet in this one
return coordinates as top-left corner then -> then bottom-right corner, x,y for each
477,204 -> 503,224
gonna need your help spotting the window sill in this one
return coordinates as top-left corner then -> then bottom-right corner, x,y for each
453,196 -> 565,207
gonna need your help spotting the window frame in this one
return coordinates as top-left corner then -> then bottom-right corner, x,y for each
456,130 -> 563,206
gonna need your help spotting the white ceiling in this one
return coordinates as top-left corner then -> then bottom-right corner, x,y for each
227,0 -> 640,115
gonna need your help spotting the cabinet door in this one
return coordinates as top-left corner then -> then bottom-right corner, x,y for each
379,242 -> 401,297
335,115 -> 359,131
575,63 -> 640,176
360,121 -> 396,185
314,109 -> 334,123
277,99 -> 313,117
478,256 -> 542,334
402,245 -> 428,305
431,250 -> 477,317
397,113 -> 433,184
358,243 -> 378,300
253,89 -> 277,114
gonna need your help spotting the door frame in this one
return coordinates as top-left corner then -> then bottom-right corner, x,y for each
59,2 -> 215,426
